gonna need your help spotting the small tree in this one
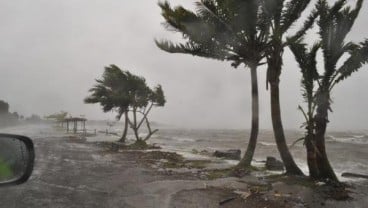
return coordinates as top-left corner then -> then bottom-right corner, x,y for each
85,65 -> 131,142
85,65 -> 166,143
289,42 -> 320,179
45,111 -> 68,122
124,75 -> 166,142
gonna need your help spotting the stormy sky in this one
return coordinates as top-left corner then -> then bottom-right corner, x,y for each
0,0 -> 367,130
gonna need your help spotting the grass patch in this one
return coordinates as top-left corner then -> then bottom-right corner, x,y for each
98,140 -> 161,151
185,160 -> 211,169
139,151 -> 185,168
265,174 -> 316,188
127,140 -> 150,150
206,168 -> 234,180
138,151 -> 212,170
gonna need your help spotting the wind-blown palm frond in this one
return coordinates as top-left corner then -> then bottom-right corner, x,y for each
155,39 -> 230,61
316,0 -> 364,88
287,8 -> 318,44
281,0 -> 311,33
261,0 -> 284,27
157,0 -> 272,68
334,40 -> 368,84
289,41 -> 320,104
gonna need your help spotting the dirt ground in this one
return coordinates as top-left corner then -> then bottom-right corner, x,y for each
0,136 -> 367,208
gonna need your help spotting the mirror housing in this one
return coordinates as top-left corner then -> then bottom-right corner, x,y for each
0,134 -> 35,187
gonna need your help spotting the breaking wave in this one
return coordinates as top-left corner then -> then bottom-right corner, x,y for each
328,135 -> 368,145
259,141 -> 277,146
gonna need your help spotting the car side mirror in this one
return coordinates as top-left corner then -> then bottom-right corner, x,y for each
0,134 -> 35,187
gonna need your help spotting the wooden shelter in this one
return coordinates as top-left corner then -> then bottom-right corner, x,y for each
62,117 -> 87,134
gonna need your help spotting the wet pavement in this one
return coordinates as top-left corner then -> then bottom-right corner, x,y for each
0,136 -> 173,207
0,136 -> 245,208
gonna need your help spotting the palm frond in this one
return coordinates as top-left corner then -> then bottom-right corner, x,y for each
334,40 -> 368,84
280,0 -> 312,33
287,8 -> 318,44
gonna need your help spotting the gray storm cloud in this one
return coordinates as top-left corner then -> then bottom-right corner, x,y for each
0,0 -> 367,130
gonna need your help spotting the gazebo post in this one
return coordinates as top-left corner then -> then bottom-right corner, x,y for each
73,120 -> 77,134
83,121 -> 86,134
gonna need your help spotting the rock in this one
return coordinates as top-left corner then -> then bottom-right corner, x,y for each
341,172 -> 368,179
110,142 -> 121,152
213,149 -> 241,160
265,157 -> 284,171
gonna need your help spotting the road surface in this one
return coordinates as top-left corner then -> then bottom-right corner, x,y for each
0,136 -> 241,208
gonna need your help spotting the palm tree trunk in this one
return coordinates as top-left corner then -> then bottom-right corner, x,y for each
270,82 -> 304,175
119,112 -> 129,143
238,64 -> 259,168
314,96 -> 338,181
305,133 -> 319,179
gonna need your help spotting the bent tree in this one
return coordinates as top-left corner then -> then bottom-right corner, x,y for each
126,79 -> 166,142
84,65 -> 131,142
156,0 -> 271,170
85,65 -> 166,143
291,0 -> 368,181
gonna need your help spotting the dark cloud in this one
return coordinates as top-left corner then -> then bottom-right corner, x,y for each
0,0 -> 367,130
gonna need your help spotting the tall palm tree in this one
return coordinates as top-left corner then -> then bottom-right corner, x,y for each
260,0 -> 322,175
156,0 -> 271,169
290,0 -> 368,181
312,0 -> 366,181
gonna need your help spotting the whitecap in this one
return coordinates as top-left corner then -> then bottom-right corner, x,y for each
329,136 -> 368,145
259,141 -> 276,146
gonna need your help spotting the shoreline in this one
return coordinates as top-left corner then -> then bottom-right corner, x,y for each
91,138 -> 368,208
1,124 -> 367,207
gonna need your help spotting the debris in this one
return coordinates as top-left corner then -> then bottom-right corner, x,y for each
219,197 -> 237,205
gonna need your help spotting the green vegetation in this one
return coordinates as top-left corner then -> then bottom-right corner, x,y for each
206,168 -> 234,180
85,65 -> 166,143
0,158 -> 12,180
127,140 -> 152,150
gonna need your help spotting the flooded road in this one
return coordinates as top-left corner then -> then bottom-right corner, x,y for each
0,134 -> 203,208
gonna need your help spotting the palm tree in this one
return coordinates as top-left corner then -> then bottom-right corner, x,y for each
289,42 -> 321,179
312,0 -> 366,181
290,0 -> 368,181
156,0 -> 271,170
84,65 -> 131,142
260,0 -> 322,175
